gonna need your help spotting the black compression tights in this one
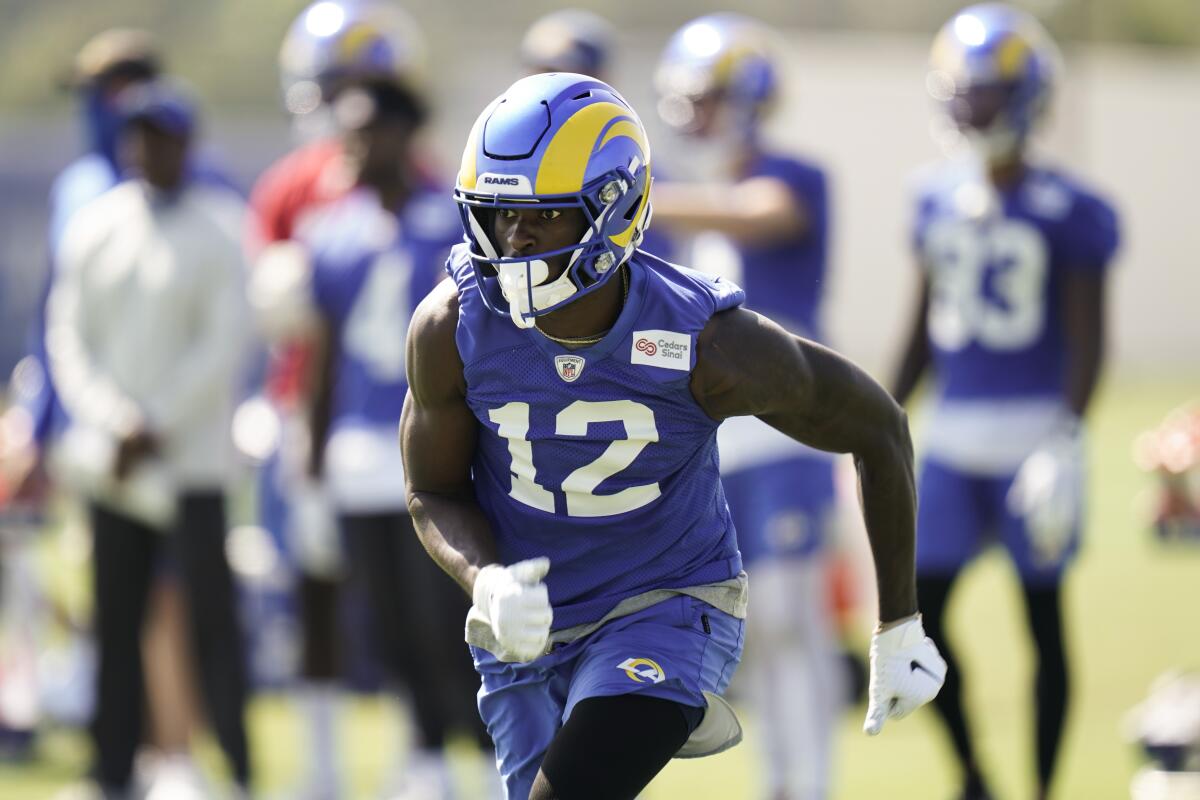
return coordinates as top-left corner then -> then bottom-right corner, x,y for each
532,694 -> 702,800
919,575 -> 1070,796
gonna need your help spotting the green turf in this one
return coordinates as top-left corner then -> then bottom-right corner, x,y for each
2,376 -> 1198,799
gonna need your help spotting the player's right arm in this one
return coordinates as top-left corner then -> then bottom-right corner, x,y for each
401,278 -> 498,596
402,279 -> 553,661
889,270 -> 932,406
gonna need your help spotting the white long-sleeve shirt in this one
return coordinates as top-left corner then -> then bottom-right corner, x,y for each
46,179 -> 250,487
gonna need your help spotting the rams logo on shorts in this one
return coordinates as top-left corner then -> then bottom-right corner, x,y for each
617,657 -> 666,684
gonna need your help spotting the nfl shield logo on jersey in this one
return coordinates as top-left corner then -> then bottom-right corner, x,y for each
554,355 -> 585,383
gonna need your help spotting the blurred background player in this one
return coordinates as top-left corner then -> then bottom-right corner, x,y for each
44,79 -> 252,799
252,72 -> 497,799
1,27 -> 238,795
519,8 -> 616,79
652,14 -> 843,800
890,5 -> 1121,799
248,2 -> 488,797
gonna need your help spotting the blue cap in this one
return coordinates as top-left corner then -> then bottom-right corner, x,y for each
116,79 -> 197,136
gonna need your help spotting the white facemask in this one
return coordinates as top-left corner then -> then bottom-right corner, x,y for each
963,116 -> 1022,167
495,259 -> 579,329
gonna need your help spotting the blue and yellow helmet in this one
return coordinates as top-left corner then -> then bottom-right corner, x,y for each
455,73 -> 653,329
655,13 -> 777,136
278,0 -> 424,118
928,3 -> 1060,157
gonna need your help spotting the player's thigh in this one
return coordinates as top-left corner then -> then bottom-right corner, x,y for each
566,596 -> 744,718
916,458 -> 988,577
475,648 -> 568,800
533,693 -> 698,800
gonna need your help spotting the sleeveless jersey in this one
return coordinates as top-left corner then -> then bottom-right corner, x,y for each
449,245 -> 744,630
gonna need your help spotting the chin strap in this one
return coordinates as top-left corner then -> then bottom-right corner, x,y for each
495,260 -> 579,329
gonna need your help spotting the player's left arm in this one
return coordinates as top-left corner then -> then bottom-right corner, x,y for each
692,306 -> 916,623
652,176 -> 807,245
694,307 -> 945,733
1062,268 -> 1106,417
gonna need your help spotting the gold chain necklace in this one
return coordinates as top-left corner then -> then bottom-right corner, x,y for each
535,267 -> 629,348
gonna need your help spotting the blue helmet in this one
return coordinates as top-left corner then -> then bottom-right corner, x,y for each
454,73 -> 653,329
520,9 -> 616,77
278,0 -> 424,119
928,3 -> 1061,160
655,13 -> 777,137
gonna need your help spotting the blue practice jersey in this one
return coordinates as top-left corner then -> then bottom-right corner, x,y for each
302,188 -> 459,431
450,245 -> 744,630
913,160 -> 1119,402
736,153 -> 830,341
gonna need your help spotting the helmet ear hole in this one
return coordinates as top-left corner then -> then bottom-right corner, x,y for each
623,195 -> 643,222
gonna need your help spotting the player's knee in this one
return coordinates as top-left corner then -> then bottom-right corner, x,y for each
529,769 -> 559,800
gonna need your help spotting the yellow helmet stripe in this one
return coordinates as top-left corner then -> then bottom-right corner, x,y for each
535,101 -> 642,195
600,119 -> 652,247
458,113 -> 484,190
598,119 -> 649,158
995,34 -> 1030,79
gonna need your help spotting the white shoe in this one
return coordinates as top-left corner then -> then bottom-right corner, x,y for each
143,754 -> 209,800
384,751 -> 451,800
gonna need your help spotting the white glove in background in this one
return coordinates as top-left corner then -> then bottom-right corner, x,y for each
863,616 -> 947,736
286,479 -> 342,578
1007,416 -> 1085,565
470,557 -> 553,663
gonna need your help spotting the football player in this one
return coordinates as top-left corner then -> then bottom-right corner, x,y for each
651,15 -> 842,800
46,79 -> 252,799
401,72 -> 946,800
890,6 -> 1121,799
253,74 -> 496,798
519,8 -> 615,80
245,3 -> 429,794
6,29 -> 234,795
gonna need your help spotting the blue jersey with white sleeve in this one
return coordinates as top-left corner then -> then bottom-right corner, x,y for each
913,161 -> 1119,402
450,245 -> 744,631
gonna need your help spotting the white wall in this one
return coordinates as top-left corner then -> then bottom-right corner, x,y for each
557,30 -> 1200,376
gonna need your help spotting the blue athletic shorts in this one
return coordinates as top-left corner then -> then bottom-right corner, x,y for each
473,594 -> 745,799
915,457 -> 1081,586
721,455 -> 836,564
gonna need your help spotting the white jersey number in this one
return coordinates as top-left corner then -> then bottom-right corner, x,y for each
925,219 -> 1048,352
488,400 -> 661,518
342,251 -> 412,382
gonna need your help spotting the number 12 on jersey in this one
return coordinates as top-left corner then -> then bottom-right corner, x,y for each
488,400 -> 661,518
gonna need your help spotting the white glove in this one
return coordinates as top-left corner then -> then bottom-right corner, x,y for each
286,480 -> 342,578
1007,417 -> 1085,566
471,558 -> 553,663
863,615 -> 946,736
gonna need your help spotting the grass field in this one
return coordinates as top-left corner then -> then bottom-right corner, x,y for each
2,376 -> 1198,799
